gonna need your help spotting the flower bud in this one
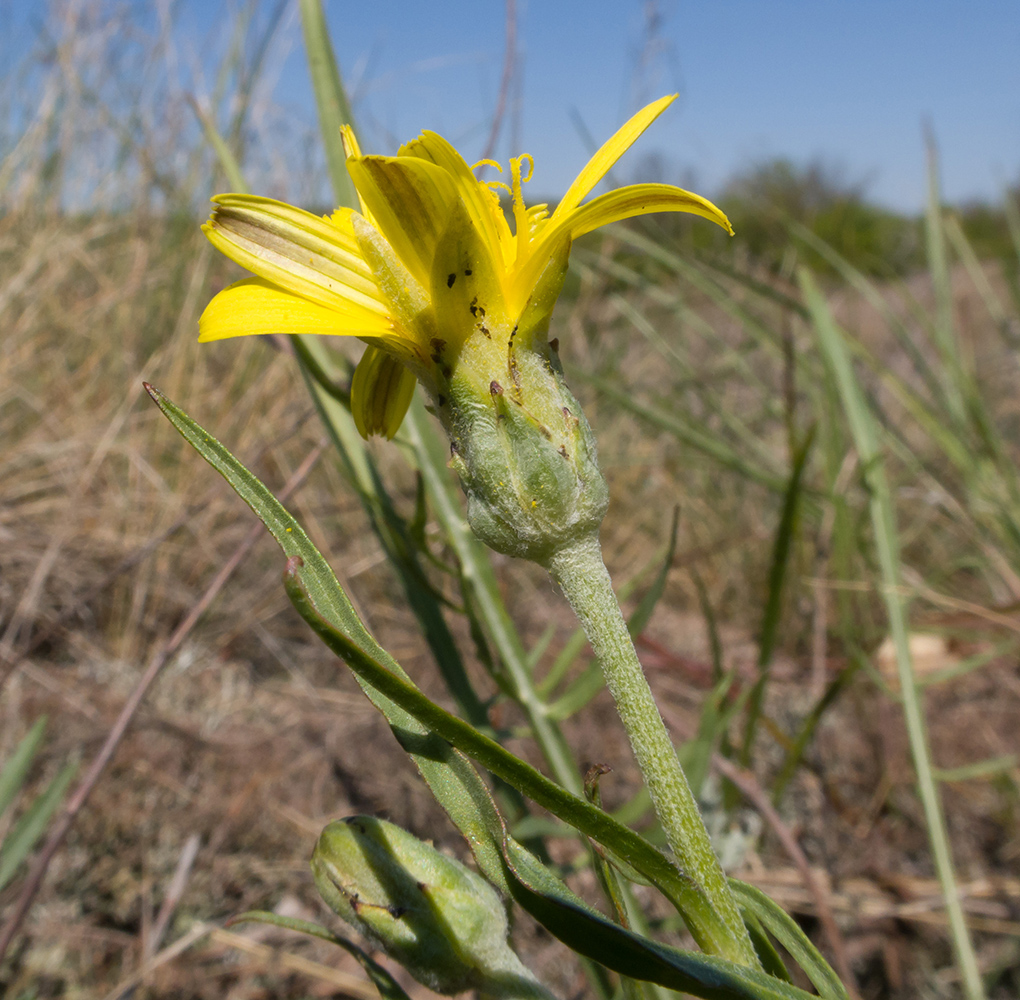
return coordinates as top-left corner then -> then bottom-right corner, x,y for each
447,340 -> 609,564
311,817 -> 550,998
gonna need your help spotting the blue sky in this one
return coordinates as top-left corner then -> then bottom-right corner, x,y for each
311,0 -> 1020,210
7,1 -> 1020,211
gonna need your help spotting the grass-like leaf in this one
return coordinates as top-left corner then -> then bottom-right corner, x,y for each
0,718 -> 48,819
0,760 -> 77,892
229,911 -> 412,1000
729,881 -> 847,1000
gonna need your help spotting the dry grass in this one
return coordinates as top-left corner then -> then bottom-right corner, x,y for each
2,4 -> 1020,999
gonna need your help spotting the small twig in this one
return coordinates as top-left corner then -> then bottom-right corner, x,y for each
145,832 -> 201,960
478,0 -> 517,165
711,752 -> 861,998
102,921 -> 213,1000
0,405 -> 316,696
0,440 -> 326,961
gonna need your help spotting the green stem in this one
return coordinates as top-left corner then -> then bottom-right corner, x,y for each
544,533 -> 759,969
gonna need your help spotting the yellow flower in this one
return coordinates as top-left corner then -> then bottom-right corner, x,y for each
199,94 -> 732,439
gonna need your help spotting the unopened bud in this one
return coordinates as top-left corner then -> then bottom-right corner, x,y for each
311,817 -> 551,999
447,341 -> 609,564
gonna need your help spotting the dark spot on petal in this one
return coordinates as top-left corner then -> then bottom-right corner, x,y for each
469,296 -> 478,317
490,380 -> 503,396
479,324 -> 491,339
464,268 -> 472,276
416,881 -> 428,892
538,424 -> 552,440
559,445 -> 569,458
389,905 -> 407,919
430,353 -> 443,363
430,337 -> 446,354
447,273 -> 456,288
549,337 -> 559,353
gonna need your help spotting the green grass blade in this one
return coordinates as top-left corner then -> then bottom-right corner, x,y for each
189,96 -> 249,194
924,133 -> 966,427
801,269 -> 986,1000
294,347 -> 491,729
729,881 -> 848,1000
503,839 -> 816,1000
297,0 -> 358,210
0,760 -> 77,892
770,659 -> 860,806
741,426 -> 814,767
628,506 -> 679,638
0,718 -> 47,819
536,626 -> 589,697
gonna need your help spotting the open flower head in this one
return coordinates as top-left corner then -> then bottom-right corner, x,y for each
200,95 -> 730,435
200,95 -> 731,560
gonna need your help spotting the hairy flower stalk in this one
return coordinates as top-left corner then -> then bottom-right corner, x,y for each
199,96 -> 757,964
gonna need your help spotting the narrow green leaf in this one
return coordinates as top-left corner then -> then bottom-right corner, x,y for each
741,425 -> 815,767
802,269 -> 986,1000
294,341 -> 491,731
0,718 -> 47,819
729,881 -> 847,1000
0,760 -> 77,892
502,838 -> 816,1000
771,659 -> 859,805
536,627 -> 588,697
146,382 -> 509,893
146,385 -> 729,951
230,910 -> 412,1000
741,909 -> 792,985
924,131 -> 967,428
546,662 -> 604,720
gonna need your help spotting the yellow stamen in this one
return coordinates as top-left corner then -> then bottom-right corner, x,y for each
471,159 -> 503,174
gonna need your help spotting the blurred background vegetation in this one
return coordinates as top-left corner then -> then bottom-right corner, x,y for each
1,2 -> 1019,999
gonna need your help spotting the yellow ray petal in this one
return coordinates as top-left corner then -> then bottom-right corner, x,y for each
350,344 -> 418,439
551,95 -> 678,220
429,199 -> 510,351
517,183 -> 732,296
204,195 -> 387,318
198,277 -> 393,342
345,155 -> 459,288
398,130 -> 506,266
567,182 -> 733,238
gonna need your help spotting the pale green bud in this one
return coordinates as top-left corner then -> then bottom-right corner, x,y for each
446,342 -> 609,564
311,817 -> 552,999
